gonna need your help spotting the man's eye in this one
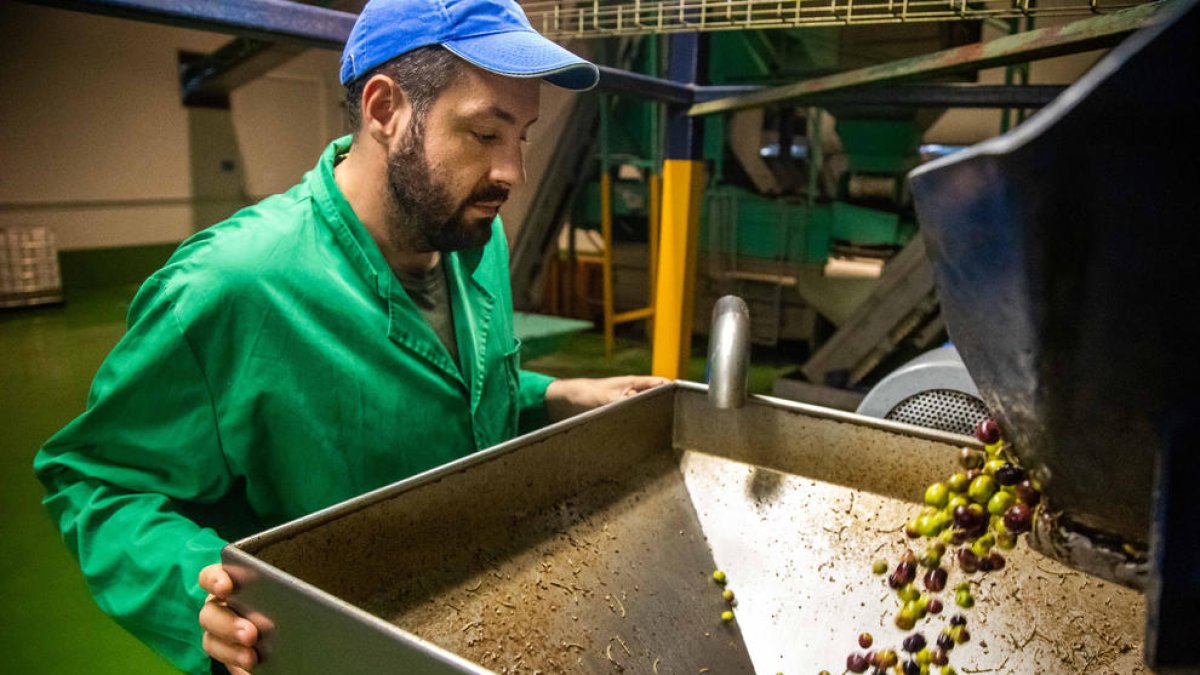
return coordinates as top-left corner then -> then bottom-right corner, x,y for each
473,132 -> 499,143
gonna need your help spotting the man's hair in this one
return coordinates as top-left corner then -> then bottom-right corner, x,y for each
344,45 -> 465,135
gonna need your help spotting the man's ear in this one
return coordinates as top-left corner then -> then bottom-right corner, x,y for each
361,75 -> 413,147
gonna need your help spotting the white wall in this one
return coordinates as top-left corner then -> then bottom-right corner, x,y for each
0,4 -> 346,251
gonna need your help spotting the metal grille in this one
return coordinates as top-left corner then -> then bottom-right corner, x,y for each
885,388 -> 990,437
521,0 -> 1147,38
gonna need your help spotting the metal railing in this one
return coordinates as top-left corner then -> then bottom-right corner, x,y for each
521,0 -> 1148,37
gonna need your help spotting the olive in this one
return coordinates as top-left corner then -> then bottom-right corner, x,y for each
926,597 -> 944,615
995,532 -> 1017,550
722,589 -> 735,603
902,633 -> 927,653
923,567 -> 947,592
958,448 -> 985,470
713,570 -> 726,583
902,659 -> 921,675
925,482 -> 950,508
943,667 -> 959,675
949,614 -> 967,627
953,504 -> 985,530
948,529 -> 968,546
847,653 -> 870,673
975,419 -> 1001,444
987,490 -> 1015,516
946,494 -> 969,513
872,559 -> 889,575
916,647 -> 932,666
936,632 -> 955,651
905,523 -> 922,539
995,463 -> 1026,486
721,610 -> 733,622
894,561 -> 917,585
931,647 -> 949,666
859,632 -> 874,649
946,472 -> 969,493
919,550 -> 942,569
954,589 -> 974,609
875,649 -> 898,668
900,549 -> 918,565
987,552 -> 1006,570
895,606 -> 918,630
898,583 -> 920,603
930,541 -> 947,556
1016,480 -> 1042,506
967,475 -> 998,505
955,547 -> 979,573
952,626 -> 971,645
982,459 -> 1005,476
976,554 -> 994,572
1004,503 -> 1033,533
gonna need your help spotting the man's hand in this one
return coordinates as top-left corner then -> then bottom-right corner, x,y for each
544,375 -> 670,422
199,564 -> 258,674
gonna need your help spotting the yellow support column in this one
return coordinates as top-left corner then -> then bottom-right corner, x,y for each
651,159 -> 705,379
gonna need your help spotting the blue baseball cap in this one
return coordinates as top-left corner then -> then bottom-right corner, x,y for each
339,0 -> 599,90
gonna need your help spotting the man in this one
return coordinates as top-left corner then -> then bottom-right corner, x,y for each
33,1 -> 665,672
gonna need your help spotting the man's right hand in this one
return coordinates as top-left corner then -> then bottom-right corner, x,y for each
199,563 -> 258,673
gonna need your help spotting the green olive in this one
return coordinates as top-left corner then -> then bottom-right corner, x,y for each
721,610 -> 734,622
946,472 -> 969,493
713,570 -> 726,583
967,475 -> 998,505
872,559 -> 889,575
925,482 -> 950,508
996,532 -> 1017,550
983,458 -> 1005,476
898,583 -> 920,603
954,589 -> 974,608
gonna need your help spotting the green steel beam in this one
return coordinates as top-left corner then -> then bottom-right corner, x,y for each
688,0 -> 1171,117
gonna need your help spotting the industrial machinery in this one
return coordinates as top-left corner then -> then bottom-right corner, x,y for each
856,344 -> 989,438
220,1 -> 1196,671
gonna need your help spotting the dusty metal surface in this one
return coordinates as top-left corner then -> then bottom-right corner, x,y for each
228,386 -> 1147,673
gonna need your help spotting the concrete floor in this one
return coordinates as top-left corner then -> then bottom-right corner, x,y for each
0,284 -> 793,672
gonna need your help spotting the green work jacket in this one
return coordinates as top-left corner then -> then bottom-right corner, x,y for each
33,136 -> 554,674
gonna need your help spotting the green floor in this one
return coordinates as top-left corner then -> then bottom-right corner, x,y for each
0,284 -> 792,673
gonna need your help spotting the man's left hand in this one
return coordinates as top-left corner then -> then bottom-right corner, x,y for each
544,376 -> 670,422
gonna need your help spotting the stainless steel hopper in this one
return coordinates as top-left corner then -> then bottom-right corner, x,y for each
224,385 -> 1144,674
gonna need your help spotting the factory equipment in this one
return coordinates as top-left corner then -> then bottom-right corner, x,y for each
223,385 -> 1147,674
856,344 -> 989,438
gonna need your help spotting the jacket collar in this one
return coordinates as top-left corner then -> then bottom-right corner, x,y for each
308,136 -> 496,403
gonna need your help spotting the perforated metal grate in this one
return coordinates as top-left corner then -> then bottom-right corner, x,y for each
886,389 -> 990,437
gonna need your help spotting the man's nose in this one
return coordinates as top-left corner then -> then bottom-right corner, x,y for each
489,141 -> 526,189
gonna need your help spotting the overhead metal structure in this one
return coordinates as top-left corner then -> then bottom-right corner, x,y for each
520,0 -> 1150,38
690,0 -> 1171,115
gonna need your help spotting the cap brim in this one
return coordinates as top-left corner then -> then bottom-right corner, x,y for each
442,30 -> 599,91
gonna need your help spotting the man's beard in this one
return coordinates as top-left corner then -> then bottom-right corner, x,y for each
385,127 -> 508,252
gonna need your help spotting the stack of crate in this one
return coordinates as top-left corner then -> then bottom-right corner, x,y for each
0,226 -> 63,308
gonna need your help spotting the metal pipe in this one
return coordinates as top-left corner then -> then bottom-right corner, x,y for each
707,295 -> 750,409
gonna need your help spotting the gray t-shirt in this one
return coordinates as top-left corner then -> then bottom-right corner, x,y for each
395,262 -> 459,369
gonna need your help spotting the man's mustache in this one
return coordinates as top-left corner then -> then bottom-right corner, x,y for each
466,184 -> 510,205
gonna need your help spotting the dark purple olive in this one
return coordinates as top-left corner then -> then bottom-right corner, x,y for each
902,660 -> 921,675
927,597 -> 944,615
901,633 -> 927,653
953,503 -> 985,530
932,648 -> 949,666
899,549 -> 918,565
847,653 -> 870,673
948,528 -> 968,545
871,669 -> 887,675
936,632 -> 955,651
1004,503 -> 1033,533
950,614 -> 968,627
956,547 -> 979,573
995,463 -> 1026,486
859,633 -> 873,649
888,572 -> 904,589
988,552 -> 1006,570
893,561 -> 917,585
978,555 -> 995,573
976,419 -> 1001,444
1016,480 -> 1042,506
923,567 -> 948,592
